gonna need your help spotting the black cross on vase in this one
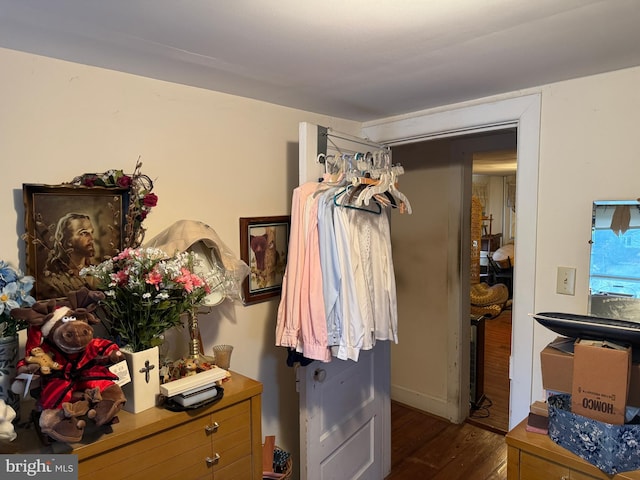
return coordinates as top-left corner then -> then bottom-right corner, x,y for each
139,360 -> 156,384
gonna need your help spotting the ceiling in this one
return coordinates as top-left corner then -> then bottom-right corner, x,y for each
1,1 -> 640,122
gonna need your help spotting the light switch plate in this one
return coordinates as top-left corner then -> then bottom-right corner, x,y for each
556,266 -> 576,295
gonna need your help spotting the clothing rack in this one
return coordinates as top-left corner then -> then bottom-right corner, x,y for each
311,125 -> 411,215
316,125 -> 394,180
317,125 -> 390,161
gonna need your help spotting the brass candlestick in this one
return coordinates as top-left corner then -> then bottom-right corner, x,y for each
187,309 -> 203,360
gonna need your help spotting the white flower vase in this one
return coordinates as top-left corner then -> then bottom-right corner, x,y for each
0,336 -> 20,421
121,346 -> 160,414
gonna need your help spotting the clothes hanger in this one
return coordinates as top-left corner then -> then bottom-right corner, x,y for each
379,169 -> 412,214
357,171 -> 391,206
353,148 -> 393,205
322,155 -> 345,184
334,183 -> 382,214
356,168 -> 410,213
373,191 -> 397,208
388,176 -> 412,214
312,154 -> 345,199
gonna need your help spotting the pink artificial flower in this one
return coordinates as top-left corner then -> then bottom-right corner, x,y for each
113,270 -> 129,286
146,269 -> 163,289
175,268 -> 205,293
115,248 -> 132,261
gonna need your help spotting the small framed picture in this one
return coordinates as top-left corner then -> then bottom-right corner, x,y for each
22,184 -> 129,300
239,216 -> 290,305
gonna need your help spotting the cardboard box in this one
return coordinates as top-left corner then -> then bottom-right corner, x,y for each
541,339 -> 640,408
571,339 -> 631,424
540,339 -> 574,393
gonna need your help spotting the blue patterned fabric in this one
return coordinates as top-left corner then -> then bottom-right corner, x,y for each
548,394 -> 640,475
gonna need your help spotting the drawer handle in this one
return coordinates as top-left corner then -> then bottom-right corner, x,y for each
205,422 -> 219,433
206,453 -> 221,466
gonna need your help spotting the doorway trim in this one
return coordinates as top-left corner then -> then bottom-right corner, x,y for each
362,94 -> 541,429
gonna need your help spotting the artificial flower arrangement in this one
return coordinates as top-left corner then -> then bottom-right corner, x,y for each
0,261 -> 35,338
69,159 -> 158,248
81,247 -> 222,353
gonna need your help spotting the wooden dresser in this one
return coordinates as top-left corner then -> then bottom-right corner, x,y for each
506,418 -> 640,480
3,371 -> 262,480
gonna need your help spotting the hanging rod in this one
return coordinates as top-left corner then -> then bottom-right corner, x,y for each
322,126 -> 389,151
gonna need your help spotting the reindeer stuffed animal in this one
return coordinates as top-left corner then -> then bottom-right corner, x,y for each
10,287 -> 126,443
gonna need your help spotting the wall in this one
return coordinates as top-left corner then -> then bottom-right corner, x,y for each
531,65 -> 640,401
389,140 -> 455,417
0,46 -> 360,474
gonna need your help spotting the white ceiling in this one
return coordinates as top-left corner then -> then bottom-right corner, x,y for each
1,0 -> 640,121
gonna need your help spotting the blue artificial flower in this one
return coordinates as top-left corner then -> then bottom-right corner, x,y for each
0,282 -> 21,316
0,260 -> 19,289
0,260 -> 35,337
16,276 -> 35,305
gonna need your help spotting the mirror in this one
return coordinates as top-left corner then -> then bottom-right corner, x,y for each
589,200 -> 640,320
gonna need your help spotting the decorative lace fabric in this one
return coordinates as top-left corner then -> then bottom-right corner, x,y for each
145,219 -> 250,303
548,394 -> 640,475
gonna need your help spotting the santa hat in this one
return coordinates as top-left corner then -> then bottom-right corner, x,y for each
40,306 -> 73,338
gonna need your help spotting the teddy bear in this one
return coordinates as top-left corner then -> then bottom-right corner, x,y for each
10,287 -> 127,444
24,347 -> 62,375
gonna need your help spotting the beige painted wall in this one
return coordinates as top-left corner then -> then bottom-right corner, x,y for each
0,46 -> 359,471
389,140 -> 454,414
531,66 -> 640,400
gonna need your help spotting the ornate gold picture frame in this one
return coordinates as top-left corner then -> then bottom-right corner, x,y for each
23,184 -> 128,300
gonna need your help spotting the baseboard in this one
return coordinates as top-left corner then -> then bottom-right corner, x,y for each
391,384 -> 449,419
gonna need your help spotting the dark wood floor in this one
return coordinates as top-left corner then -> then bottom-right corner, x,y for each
386,309 -> 512,479
387,402 -> 507,479
468,309 -> 512,434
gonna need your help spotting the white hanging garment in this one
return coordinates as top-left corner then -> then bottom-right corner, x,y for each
276,142 -> 406,362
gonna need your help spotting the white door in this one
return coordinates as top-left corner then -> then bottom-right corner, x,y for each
297,122 -> 391,480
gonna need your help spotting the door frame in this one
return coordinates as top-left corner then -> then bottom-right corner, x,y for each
362,94 -> 541,428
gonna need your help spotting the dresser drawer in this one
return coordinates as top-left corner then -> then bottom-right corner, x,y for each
80,414 -> 212,479
210,400 -> 252,473
214,455 -> 253,480
520,451 -> 569,480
